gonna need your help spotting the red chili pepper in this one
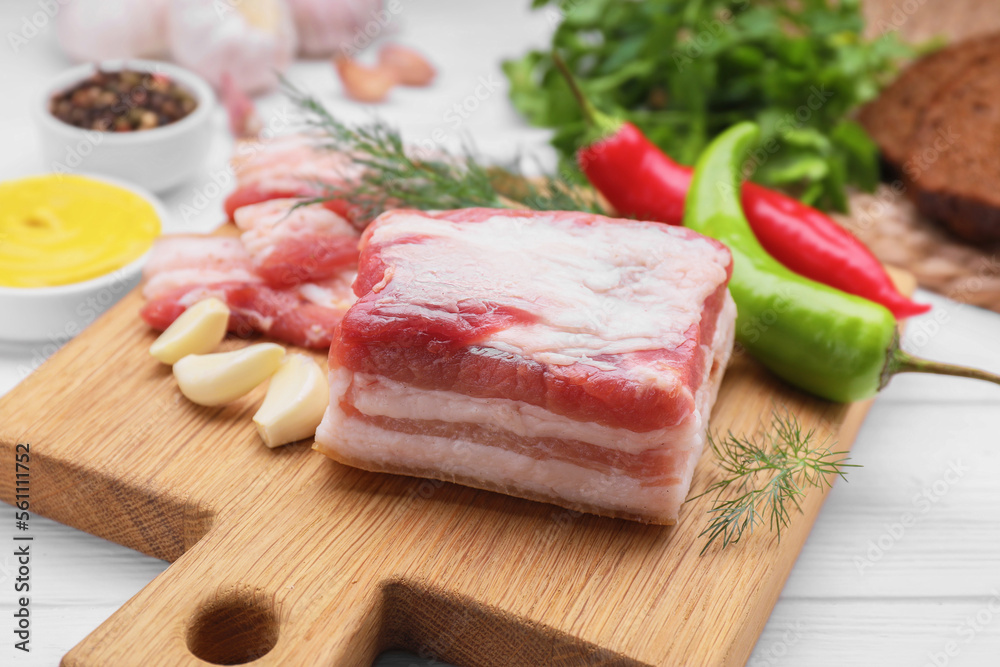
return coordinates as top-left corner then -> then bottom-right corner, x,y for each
554,55 -> 929,320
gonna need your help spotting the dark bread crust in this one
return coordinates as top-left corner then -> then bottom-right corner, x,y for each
858,35 -> 995,169
908,48 -> 1000,242
859,34 -> 1000,242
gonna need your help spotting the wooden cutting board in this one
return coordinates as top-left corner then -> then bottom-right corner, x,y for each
0,268 -> 914,667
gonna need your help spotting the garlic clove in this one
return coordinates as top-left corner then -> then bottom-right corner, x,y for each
253,353 -> 329,448
173,343 -> 285,407
150,297 -> 231,365
334,56 -> 396,103
377,44 -> 436,87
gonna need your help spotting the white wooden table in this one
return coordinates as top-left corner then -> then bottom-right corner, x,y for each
1,1 -> 999,665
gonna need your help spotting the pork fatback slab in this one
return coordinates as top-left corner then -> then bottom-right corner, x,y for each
314,208 -> 737,524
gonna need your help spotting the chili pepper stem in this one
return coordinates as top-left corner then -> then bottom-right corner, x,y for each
891,350 -> 1000,387
551,51 -> 622,139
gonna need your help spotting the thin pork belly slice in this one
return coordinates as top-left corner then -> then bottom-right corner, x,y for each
141,281 -> 354,349
224,135 -> 364,222
314,208 -> 737,523
141,235 -> 261,298
234,199 -> 360,288
139,235 -> 356,349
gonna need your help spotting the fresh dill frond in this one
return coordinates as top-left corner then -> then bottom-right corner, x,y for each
283,80 -> 602,220
691,409 -> 858,555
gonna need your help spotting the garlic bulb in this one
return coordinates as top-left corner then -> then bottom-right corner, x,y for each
287,0 -> 384,57
168,0 -> 297,95
57,0 -> 170,62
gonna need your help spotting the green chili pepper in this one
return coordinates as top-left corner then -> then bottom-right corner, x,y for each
684,122 -> 1000,402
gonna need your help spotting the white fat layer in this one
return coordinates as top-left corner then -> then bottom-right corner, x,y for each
344,370 -> 700,453
367,210 -> 731,364
318,414 -> 683,520
316,295 -> 736,523
234,198 -> 357,262
142,268 -> 261,300
297,272 -> 358,310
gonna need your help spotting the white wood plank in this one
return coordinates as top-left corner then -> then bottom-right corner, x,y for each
750,599 -> 1000,666
780,402 -> 1000,599
0,605 -> 130,667
880,290 -> 1000,405
0,519 -> 167,665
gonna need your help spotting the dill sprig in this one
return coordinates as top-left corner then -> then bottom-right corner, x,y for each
283,80 -> 601,221
691,409 -> 858,555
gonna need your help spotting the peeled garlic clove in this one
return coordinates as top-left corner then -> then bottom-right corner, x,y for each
150,298 -> 230,365
378,44 -> 436,87
174,343 -> 285,407
253,354 -> 329,448
334,56 -> 396,103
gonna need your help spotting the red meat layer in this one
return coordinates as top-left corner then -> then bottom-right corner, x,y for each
254,233 -> 360,289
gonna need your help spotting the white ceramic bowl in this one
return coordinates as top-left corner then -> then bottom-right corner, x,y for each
34,59 -> 216,193
0,174 -> 171,343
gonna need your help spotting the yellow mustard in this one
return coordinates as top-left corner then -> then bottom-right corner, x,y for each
0,174 -> 160,288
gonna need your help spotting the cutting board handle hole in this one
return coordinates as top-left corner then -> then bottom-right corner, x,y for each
186,594 -> 279,665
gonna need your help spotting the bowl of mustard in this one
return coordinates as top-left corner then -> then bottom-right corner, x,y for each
0,173 -> 167,343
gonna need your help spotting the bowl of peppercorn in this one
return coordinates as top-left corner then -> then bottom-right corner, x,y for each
34,60 -> 216,193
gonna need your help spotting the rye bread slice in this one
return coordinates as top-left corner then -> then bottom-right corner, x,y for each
857,35 -> 995,170
907,50 -> 1000,243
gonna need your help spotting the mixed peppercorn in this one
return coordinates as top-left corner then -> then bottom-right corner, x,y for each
50,69 -> 197,132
